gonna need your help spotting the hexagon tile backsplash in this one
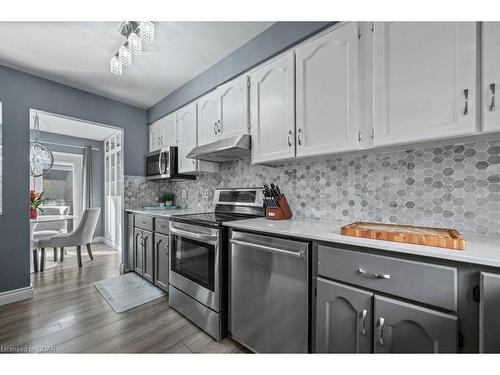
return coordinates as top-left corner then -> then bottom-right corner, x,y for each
125,139 -> 500,235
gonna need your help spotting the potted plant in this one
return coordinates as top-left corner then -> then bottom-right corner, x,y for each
163,192 -> 174,207
158,194 -> 166,207
29,190 -> 45,219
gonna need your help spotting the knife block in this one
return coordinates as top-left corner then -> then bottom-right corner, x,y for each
266,195 -> 293,220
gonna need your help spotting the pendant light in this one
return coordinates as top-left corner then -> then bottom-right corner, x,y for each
29,112 -> 54,177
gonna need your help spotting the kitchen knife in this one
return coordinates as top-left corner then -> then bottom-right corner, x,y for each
270,183 -> 279,197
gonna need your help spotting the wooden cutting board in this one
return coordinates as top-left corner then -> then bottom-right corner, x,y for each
340,222 -> 466,250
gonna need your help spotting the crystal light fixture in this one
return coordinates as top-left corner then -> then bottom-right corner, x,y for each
128,31 -> 142,56
139,21 -> 155,43
30,113 -> 54,177
118,44 -> 132,66
110,22 -> 154,75
110,54 -> 122,75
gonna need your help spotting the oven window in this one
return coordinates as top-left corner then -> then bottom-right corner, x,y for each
171,235 -> 215,291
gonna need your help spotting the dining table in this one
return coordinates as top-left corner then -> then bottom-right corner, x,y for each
30,214 -> 76,273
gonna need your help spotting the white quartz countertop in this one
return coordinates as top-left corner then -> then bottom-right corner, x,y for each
125,208 -> 209,218
223,217 -> 500,268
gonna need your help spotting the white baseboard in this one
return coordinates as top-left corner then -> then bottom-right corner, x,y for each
0,285 -> 33,306
98,236 -> 121,250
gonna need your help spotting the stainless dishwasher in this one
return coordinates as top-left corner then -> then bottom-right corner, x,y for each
229,230 -> 310,353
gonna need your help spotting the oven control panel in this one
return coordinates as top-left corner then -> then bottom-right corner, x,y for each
213,188 -> 264,207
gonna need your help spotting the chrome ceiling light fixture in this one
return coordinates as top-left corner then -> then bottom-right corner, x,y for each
110,53 -> 123,75
110,21 -> 155,75
118,43 -> 132,66
30,112 -> 54,177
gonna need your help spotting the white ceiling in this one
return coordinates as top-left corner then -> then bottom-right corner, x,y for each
0,22 -> 274,109
31,111 -> 118,141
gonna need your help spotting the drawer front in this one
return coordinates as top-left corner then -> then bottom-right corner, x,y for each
317,245 -> 457,311
135,215 -> 153,231
155,218 -> 170,235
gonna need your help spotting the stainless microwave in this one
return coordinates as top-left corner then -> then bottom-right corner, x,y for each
145,147 -> 195,181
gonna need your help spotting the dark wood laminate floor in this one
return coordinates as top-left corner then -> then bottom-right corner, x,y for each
0,243 -> 248,353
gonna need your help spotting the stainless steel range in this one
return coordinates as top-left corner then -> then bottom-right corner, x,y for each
168,188 -> 264,340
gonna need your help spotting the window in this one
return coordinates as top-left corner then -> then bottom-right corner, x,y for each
41,165 -> 74,214
31,151 -> 83,220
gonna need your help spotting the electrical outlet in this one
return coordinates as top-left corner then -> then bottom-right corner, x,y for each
182,189 -> 187,199
204,189 -> 209,199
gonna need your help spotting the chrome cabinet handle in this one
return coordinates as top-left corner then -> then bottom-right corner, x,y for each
358,267 -> 390,279
360,309 -> 368,336
230,239 -> 304,258
490,83 -> 496,112
297,128 -> 303,146
287,130 -> 293,147
377,317 -> 385,346
217,120 -> 221,133
463,89 -> 469,115
214,122 -> 217,135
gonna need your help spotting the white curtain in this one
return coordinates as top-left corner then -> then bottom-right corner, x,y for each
82,145 -> 93,210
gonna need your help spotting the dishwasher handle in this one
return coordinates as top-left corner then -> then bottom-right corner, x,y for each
230,239 -> 304,258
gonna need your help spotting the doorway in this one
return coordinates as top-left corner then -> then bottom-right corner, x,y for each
29,109 -> 124,254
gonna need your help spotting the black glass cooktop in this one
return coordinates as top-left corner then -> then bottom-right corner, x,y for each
171,212 -> 259,227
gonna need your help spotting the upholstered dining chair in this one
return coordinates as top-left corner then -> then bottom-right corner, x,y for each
33,206 -> 71,261
38,208 -> 101,271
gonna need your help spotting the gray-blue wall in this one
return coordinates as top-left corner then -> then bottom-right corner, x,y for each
147,21 -> 334,123
36,131 -> 105,237
0,64 -> 146,294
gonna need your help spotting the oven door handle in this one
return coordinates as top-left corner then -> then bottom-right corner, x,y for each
170,226 -> 219,243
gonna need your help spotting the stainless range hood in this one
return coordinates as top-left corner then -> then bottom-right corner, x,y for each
186,134 -> 251,163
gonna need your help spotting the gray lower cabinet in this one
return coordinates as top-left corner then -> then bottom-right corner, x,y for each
134,228 -> 144,275
373,295 -> 457,353
316,277 -> 372,353
154,233 -> 169,292
142,229 -> 154,282
479,272 -> 500,353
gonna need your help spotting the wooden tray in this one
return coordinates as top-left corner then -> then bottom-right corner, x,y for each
340,222 -> 466,250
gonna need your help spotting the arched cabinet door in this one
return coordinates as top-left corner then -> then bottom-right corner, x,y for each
217,75 -> 249,139
479,272 -> 500,353
373,295 -> 457,353
177,102 -> 198,174
197,91 -> 219,147
295,22 -> 360,157
315,277 -> 372,353
482,22 -> 500,133
250,51 -> 296,164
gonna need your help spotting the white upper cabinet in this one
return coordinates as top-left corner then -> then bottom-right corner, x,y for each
149,121 -> 164,152
149,112 -> 178,152
482,22 -> 500,132
295,23 -> 361,157
161,112 -> 178,146
250,51 -> 296,164
197,90 -> 219,146
178,102 -> 219,174
177,102 -> 198,174
372,22 -> 477,147
217,75 -> 249,138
